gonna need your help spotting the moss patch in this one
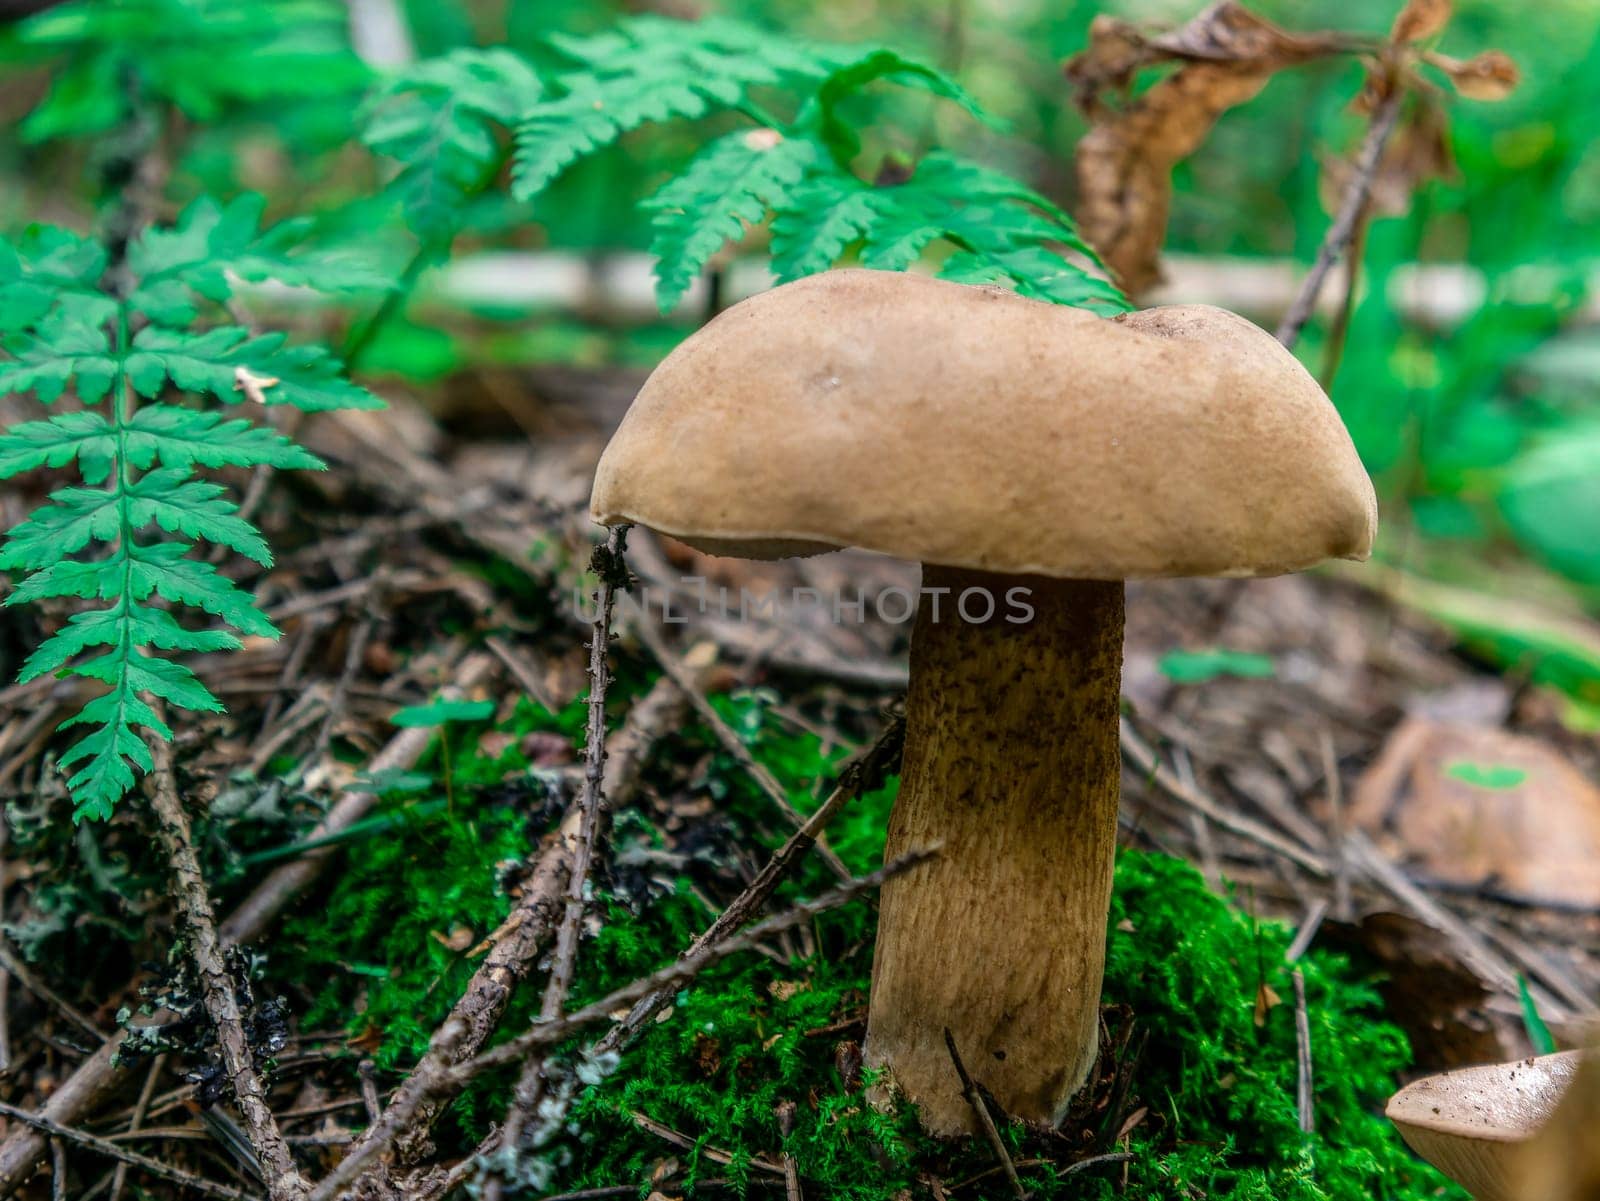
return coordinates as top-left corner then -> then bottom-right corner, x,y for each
273,687 -> 1459,1199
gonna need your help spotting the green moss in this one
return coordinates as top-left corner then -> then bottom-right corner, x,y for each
274,686 -> 1459,1199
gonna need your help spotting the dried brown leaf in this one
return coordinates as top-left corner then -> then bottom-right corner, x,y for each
1066,2 -> 1350,294
1390,0 -> 1452,45
1430,48 -> 1521,101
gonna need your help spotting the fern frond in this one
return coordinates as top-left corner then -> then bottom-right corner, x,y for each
0,412 -> 116,482
767,152 -> 1130,313
363,48 -> 542,241
511,16 -> 848,201
645,130 -> 817,311
0,313 -> 118,402
128,195 -> 386,323
123,406 -> 324,473
1,211 -> 383,818
127,326 -> 384,411
0,228 -> 112,331
17,0 -> 368,144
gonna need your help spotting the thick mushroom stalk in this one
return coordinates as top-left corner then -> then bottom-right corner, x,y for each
866,568 -> 1122,1135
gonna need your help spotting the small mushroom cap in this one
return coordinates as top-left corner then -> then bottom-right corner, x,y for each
590,269 -> 1376,579
1386,1051 -> 1582,1201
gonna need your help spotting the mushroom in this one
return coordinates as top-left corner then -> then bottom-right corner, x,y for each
589,268 -> 1375,1134
1387,1050 -> 1584,1201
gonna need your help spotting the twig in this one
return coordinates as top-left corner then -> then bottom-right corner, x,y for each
143,741 -> 307,1201
0,655 -> 496,1197
357,1061 -> 381,1129
595,711 -> 905,1054
1319,729 -> 1353,921
48,1138 -> 64,1201
304,583 -> 385,771
108,1055 -> 165,1201
775,1101 -> 802,1201
0,1102 -> 257,1201
944,1029 -> 1027,1201
1275,87 -> 1405,349
542,526 -> 628,1021
489,527 -> 631,1193
303,851 -> 933,1201
1292,968 -> 1314,1134
629,1110 -> 784,1176
630,615 -> 853,883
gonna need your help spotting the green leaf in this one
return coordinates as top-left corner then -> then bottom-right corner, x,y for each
124,405 -> 324,472
390,699 -> 496,727
363,48 -> 542,240
126,470 -> 271,566
769,184 -> 877,281
0,312 -> 117,402
0,486 -> 123,570
1157,648 -> 1277,684
0,411 -> 116,483
125,542 -> 278,638
125,325 -> 384,412
512,15 -> 846,200
1443,761 -> 1529,790
809,49 -> 993,162
1517,975 -> 1558,1055
1500,429 -> 1600,585
19,602 -> 238,683
0,226 -> 113,331
17,0 -> 368,146
129,194 -> 387,319
645,130 -> 817,311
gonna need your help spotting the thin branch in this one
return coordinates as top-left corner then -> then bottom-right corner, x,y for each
0,939 -> 106,1047
143,742 -> 307,1201
1292,968 -> 1314,1134
488,527 -> 631,1194
1275,87 -> 1405,349
0,1102 -> 258,1201
303,851 -> 934,1201
108,1054 -> 165,1201
944,1029 -> 1027,1201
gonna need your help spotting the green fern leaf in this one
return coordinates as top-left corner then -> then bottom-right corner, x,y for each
0,486 -> 123,570
512,16 -> 846,200
58,702 -> 156,823
809,50 -> 993,161
19,0 -> 368,145
646,130 -> 817,311
769,183 -> 877,282
128,194 -> 386,322
0,411 -> 116,482
364,48 -> 542,240
124,543 -> 278,638
125,471 -> 271,566
126,325 -> 384,411
0,227 -> 112,331
19,603 -> 238,683
0,313 -> 118,402
124,406 -> 324,473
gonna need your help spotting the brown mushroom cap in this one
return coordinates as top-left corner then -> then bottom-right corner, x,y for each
1386,1051 -> 1582,1201
590,268 -> 1376,579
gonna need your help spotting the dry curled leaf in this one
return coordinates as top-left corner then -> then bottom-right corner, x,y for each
1066,1 -> 1350,294
1390,0 -> 1452,45
233,365 -> 280,404
1429,48 -> 1521,101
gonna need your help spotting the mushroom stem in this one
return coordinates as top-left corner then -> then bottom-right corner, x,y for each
866,567 -> 1123,1136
